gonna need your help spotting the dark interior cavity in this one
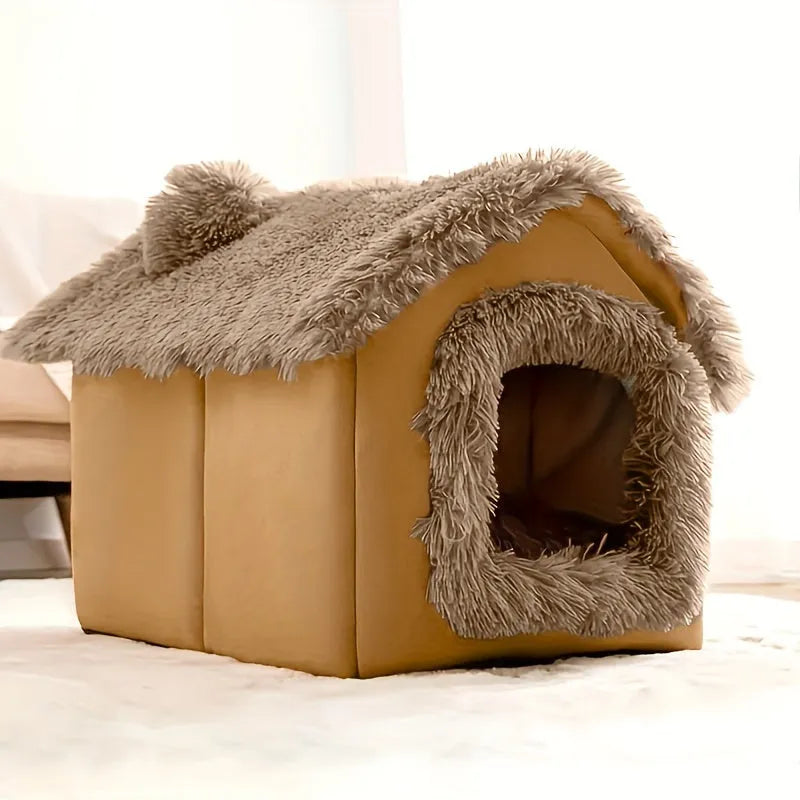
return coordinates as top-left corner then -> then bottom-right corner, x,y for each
491,364 -> 635,560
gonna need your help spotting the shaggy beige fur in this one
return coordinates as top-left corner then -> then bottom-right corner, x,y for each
413,282 -> 712,638
2,150 -> 749,412
143,162 -> 281,276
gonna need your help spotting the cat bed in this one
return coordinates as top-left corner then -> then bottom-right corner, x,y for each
3,150 -> 750,677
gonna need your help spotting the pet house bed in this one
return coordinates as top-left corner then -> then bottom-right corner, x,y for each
3,150 -> 750,678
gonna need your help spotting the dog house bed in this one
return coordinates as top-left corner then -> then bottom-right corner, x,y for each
2,150 -> 750,678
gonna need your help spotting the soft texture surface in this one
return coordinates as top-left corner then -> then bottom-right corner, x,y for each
0,579 -> 798,798
142,162 -> 281,276
2,150 -> 749,411
414,283 -> 712,638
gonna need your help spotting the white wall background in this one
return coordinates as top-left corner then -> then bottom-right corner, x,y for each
399,0 -> 800,581
1,0 -> 797,581
0,0 -> 405,314
0,0 -> 354,198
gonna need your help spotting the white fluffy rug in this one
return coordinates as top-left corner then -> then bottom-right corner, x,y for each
1,580 -> 798,799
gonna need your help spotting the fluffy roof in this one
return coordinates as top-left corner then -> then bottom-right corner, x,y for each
2,150 -> 750,412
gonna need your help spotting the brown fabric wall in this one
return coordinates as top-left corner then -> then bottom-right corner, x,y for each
203,362 -> 357,677
71,368 -> 205,650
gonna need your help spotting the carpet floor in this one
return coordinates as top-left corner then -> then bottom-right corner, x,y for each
1,579 -> 798,798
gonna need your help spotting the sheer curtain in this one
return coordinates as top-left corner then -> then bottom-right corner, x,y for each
0,0 -> 405,313
398,0 -> 800,583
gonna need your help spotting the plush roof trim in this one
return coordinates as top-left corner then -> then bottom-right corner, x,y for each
414,282 -> 712,638
2,150 -> 750,412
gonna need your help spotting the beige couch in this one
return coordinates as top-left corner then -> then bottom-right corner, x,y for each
0,358 -> 70,483
0,357 -> 71,578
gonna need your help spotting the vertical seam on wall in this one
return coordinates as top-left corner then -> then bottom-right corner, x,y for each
353,353 -> 360,677
524,374 -> 534,517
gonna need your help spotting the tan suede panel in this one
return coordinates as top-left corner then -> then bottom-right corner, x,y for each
71,368 -> 205,650
355,210 -> 700,677
203,359 -> 357,678
563,197 -> 688,331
